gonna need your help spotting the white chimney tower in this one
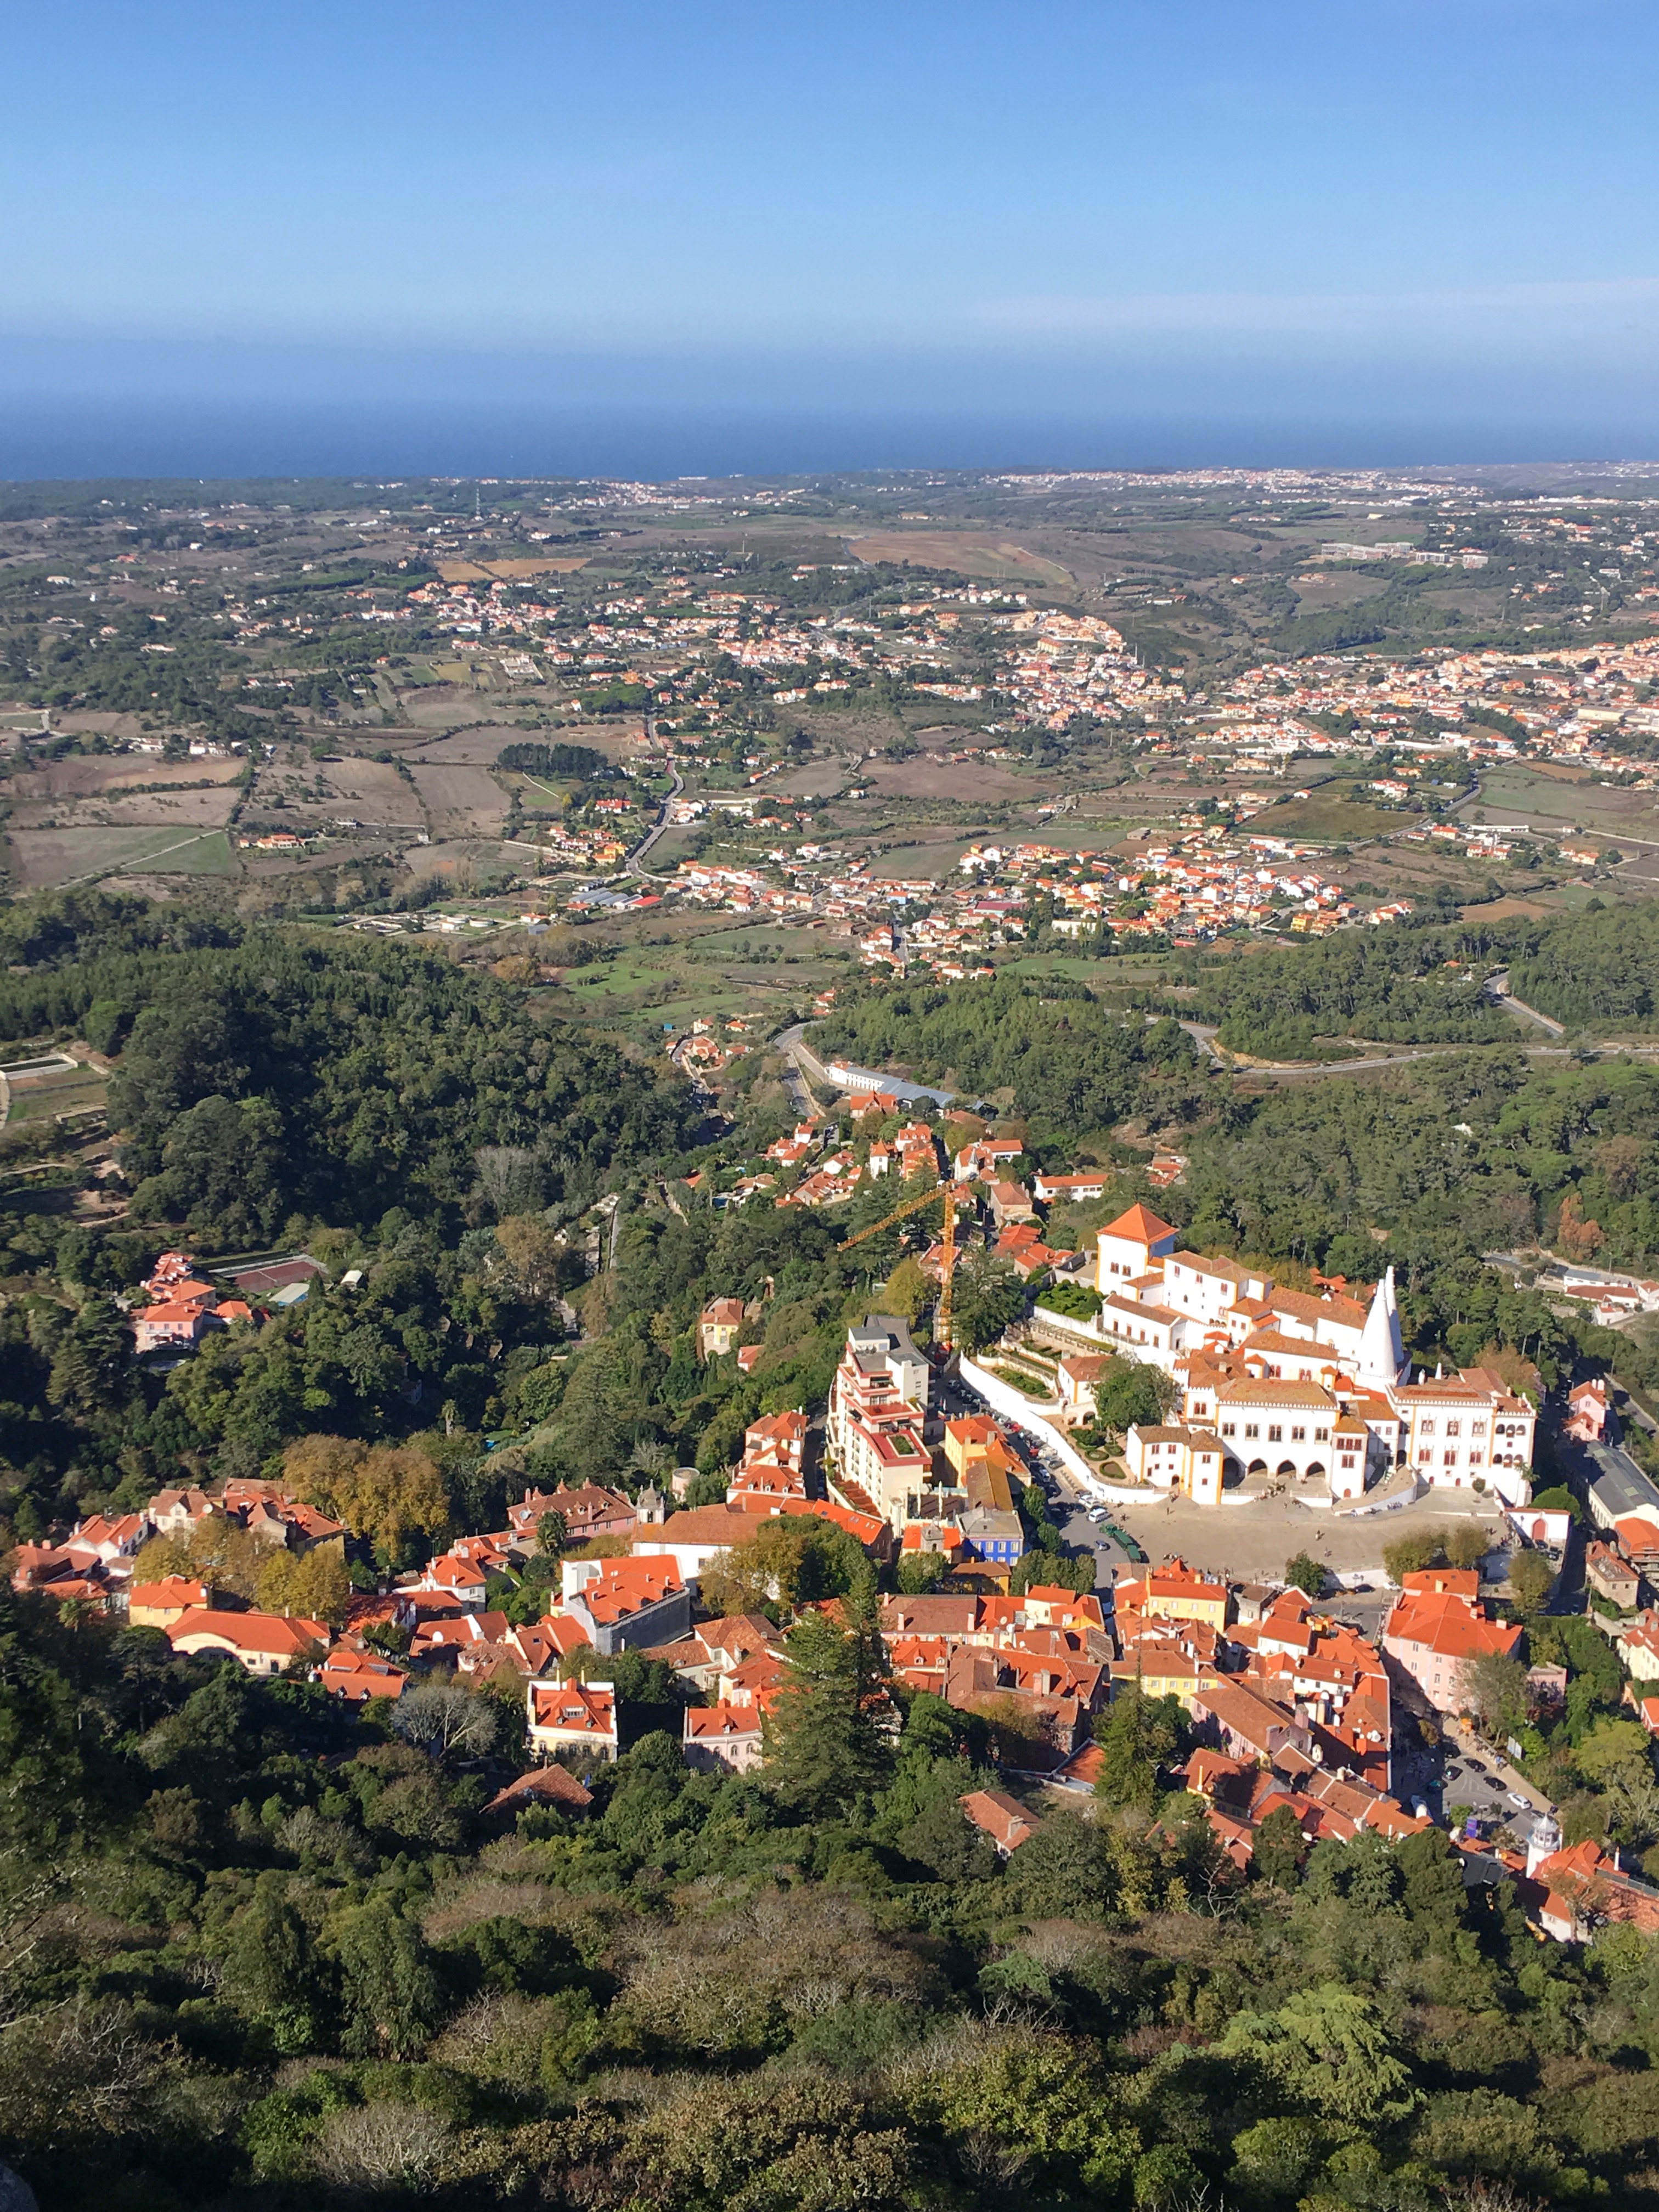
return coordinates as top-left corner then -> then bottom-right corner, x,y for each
1526,1814 -> 1561,1879
1357,1266 -> 1408,1387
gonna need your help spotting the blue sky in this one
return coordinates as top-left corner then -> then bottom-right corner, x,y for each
3,1 -> 1657,472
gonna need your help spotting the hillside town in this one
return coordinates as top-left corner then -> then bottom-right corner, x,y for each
29,1201 -> 1659,1967
16,1419 -> 1657,1950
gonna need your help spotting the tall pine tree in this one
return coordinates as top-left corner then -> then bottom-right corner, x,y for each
763,1567 -> 894,1818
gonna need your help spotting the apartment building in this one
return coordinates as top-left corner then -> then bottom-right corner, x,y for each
826,1313 -> 934,1526
1382,1567 -> 1522,1712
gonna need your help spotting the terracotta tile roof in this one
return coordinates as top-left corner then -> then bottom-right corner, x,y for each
167,1608 -> 329,1658
317,1648 -> 409,1700
1216,1378 -> 1339,1408
128,1576 -> 210,1611
960,1788 -> 1039,1850
527,1680 -> 616,1736
685,1702 -> 763,1741
1269,1286 -> 1368,1331
1385,1590 -> 1521,1663
485,1765 -> 594,1815
1101,1203 -> 1177,1243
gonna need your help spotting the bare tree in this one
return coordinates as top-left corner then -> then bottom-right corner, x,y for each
474,1147 -> 541,1218
390,1681 -> 499,1760
1602,1762 -> 1659,1849
315,2103 -> 453,2188
0,1996 -> 159,2152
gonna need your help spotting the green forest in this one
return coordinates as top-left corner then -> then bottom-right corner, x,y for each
822,902 -> 1659,1068
815,978 -> 1208,1130
9,895 -> 1659,1541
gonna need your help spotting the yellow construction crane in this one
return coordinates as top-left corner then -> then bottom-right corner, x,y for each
840,1179 -> 967,1350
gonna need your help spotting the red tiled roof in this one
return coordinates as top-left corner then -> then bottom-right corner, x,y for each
685,1702 -> 763,1741
167,1608 -> 329,1658
960,1788 -> 1039,1850
1101,1203 -> 1177,1244
1400,1567 -> 1479,1599
1386,1590 -> 1521,1664
484,1765 -> 594,1815
128,1576 -> 210,1610
317,1649 -> 409,1700
528,1680 -> 616,1736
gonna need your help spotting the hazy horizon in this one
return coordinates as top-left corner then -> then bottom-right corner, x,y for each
3,1 -> 1656,479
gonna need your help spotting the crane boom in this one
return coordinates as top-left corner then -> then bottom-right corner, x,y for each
840,1180 -> 951,1249
839,1178 -> 966,1352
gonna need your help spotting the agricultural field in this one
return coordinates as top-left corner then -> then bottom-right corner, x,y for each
435,556 -> 589,583
5,754 -> 242,806
1475,764 -> 1659,845
1286,571 -> 1390,612
1256,794 -> 1409,842
860,753 -> 1034,803
312,755 -> 426,827
7,824 -> 236,887
407,763 -> 510,839
847,531 -> 1073,587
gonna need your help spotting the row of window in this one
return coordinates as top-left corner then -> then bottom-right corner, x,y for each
1221,1421 -> 1333,1443
1415,1416 -> 1527,1439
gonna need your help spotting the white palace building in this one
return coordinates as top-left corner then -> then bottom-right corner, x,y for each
1034,1204 -> 1535,1509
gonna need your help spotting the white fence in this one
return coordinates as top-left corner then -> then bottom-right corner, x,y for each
956,1355 -> 1118,1500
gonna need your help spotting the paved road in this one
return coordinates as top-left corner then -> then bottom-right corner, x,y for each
1176,1018 -> 1224,1069
1487,970 -> 1566,1038
774,1020 -> 838,1109
623,744 -> 684,878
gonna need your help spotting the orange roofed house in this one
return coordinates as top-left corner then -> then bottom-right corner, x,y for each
683,1702 -> 765,1774
527,1679 -> 618,1763
507,1483 -> 636,1544
1119,1558 -> 1230,1631
560,1555 -> 692,1654
128,1576 -> 212,1629
317,1645 -> 410,1702
165,1608 -> 330,1677
959,1789 -> 1040,1855
1097,1203 -> 1180,1285
1383,1568 -> 1522,1712
698,1297 -> 747,1361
